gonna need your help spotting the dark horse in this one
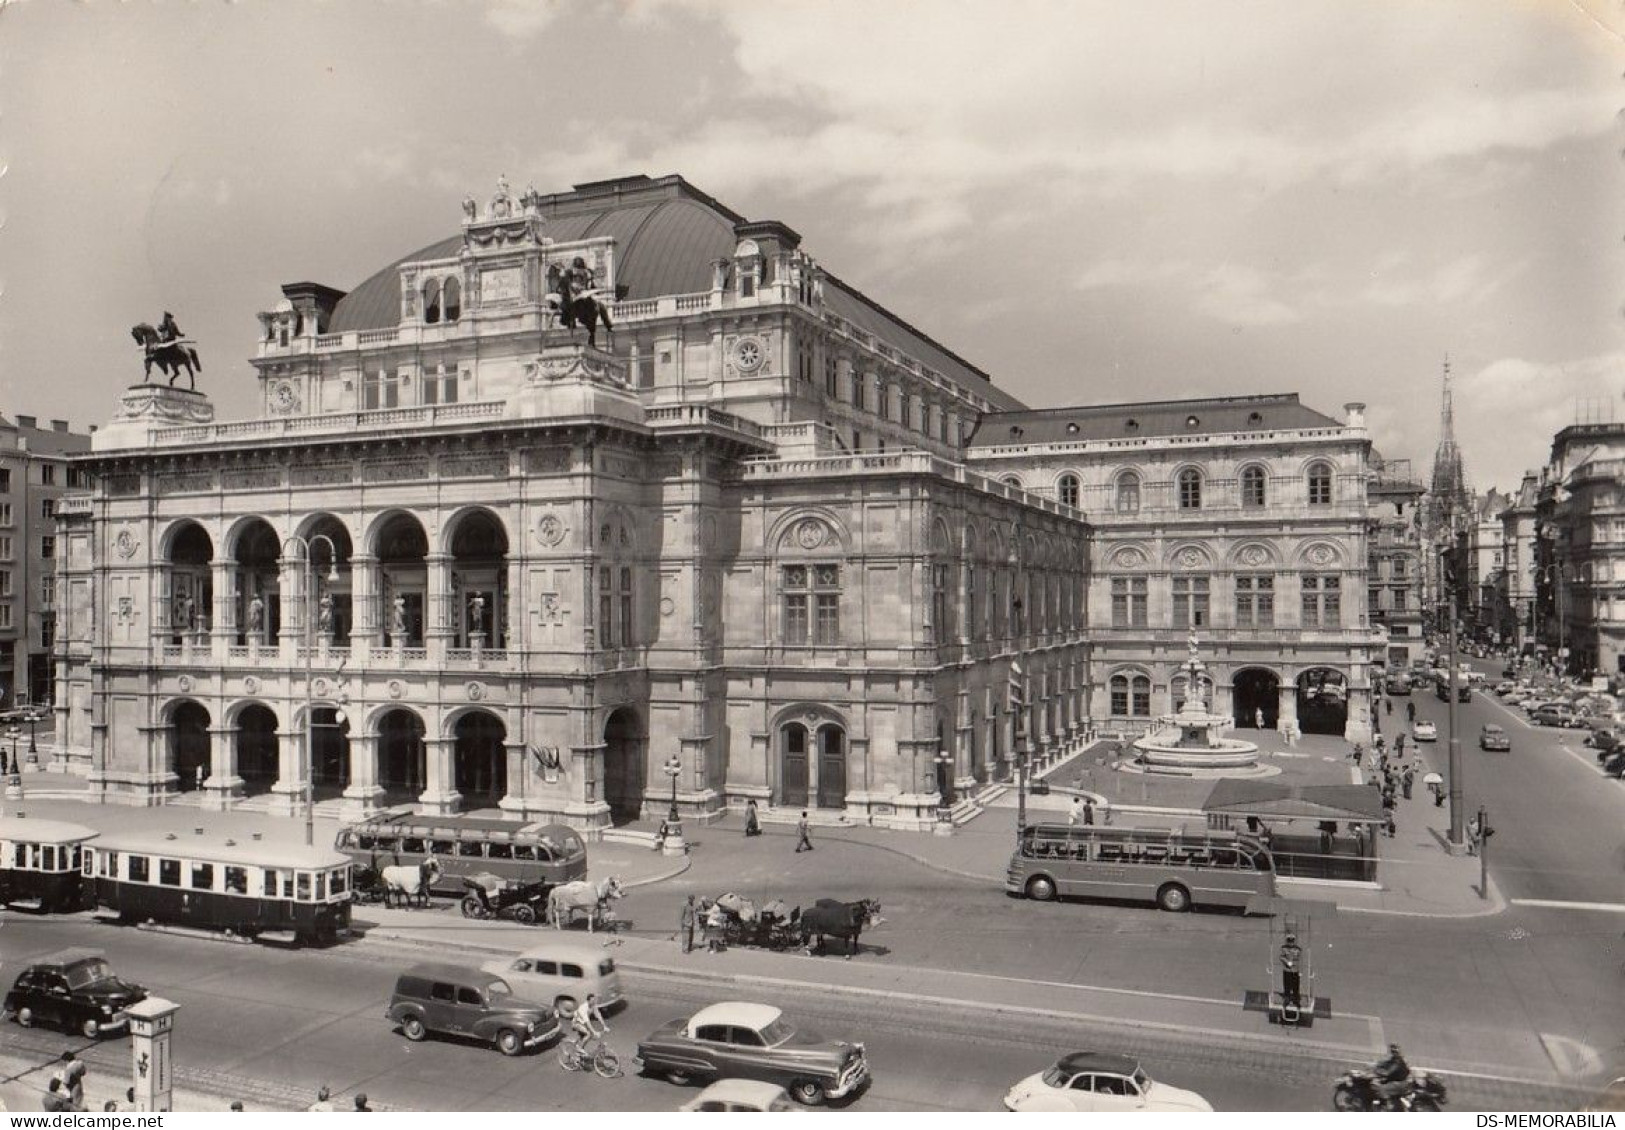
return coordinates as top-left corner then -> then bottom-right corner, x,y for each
545,265 -> 627,349
130,323 -> 202,389
799,898 -> 884,959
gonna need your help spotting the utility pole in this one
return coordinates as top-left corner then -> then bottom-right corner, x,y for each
1010,660 -> 1027,838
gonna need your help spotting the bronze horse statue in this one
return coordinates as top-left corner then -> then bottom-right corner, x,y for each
545,262 -> 626,349
130,322 -> 202,389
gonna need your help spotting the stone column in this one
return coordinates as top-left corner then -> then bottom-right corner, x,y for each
349,554 -> 377,659
426,552 -> 452,661
417,736 -> 460,815
199,724 -> 243,811
268,726 -> 304,817
341,733 -> 384,821
497,738 -> 530,816
1278,683 -> 1299,730
278,555 -> 302,662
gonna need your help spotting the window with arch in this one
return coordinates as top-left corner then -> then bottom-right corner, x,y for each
1308,462 -> 1333,506
1001,475 -> 1023,490
1115,472 -> 1141,514
443,278 -> 461,322
1109,673 -> 1152,717
1057,473 -> 1080,509
1241,465 -> 1267,508
423,279 -> 442,325
1177,468 -> 1203,510
932,563 -> 951,640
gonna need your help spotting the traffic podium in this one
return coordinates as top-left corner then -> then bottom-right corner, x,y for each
127,997 -> 179,1111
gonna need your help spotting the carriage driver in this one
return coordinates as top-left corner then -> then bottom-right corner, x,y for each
570,993 -> 607,1046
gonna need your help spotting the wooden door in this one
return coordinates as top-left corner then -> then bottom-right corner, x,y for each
816,727 -> 846,809
780,726 -> 808,808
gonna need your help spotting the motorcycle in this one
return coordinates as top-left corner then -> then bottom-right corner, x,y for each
459,873 -> 550,925
1333,1069 -> 1447,1111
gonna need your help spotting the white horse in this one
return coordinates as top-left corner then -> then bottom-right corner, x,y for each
547,875 -> 624,932
381,856 -> 442,909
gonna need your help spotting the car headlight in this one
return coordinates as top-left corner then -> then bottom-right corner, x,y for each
101,1005 -> 114,1014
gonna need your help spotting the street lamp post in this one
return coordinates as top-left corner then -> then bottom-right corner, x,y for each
660,755 -> 687,856
24,707 -> 41,766
283,534 -> 338,848
664,755 -> 681,822
4,726 -> 21,800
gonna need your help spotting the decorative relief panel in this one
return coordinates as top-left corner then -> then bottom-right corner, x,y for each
114,529 -> 141,559
441,453 -> 509,479
730,335 -> 766,374
1110,546 -> 1147,569
1237,544 -> 1271,568
363,460 -> 429,483
597,453 -> 639,479
1174,546 -> 1212,570
157,470 -> 215,495
1304,542 -> 1341,566
536,512 -> 568,548
106,474 -> 142,497
526,448 -> 572,475
223,466 -> 284,491
292,463 -> 354,486
649,456 -> 682,479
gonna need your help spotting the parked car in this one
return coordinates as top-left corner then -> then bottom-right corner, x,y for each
635,1001 -> 869,1106
1531,707 -> 1582,728
3,949 -> 147,1039
1479,725 -> 1511,752
1413,721 -> 1438,742
679,1079 -> 801,1112
386,962 -> 560,1056
481,942 -> 624,1016
1587,729 -> 1621,757
1004,1053 -> 1214,1112
1494,681 -> 1517,696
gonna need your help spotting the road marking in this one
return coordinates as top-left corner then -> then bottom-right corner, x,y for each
1510,898 -> 1625,914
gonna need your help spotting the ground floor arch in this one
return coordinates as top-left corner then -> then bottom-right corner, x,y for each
377,708 -> 426,794
1233,668 -> 1280,729
452,709 -> 507,803
603,707 -> 645,825
1296,668 -> 1348,735
170,700 -> 211,790
775,712 -> 847,810
311,706 -> 351,792
234,703 -> 279,787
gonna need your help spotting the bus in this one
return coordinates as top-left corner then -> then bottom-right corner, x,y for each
0,817 -> 99,913
85,833 -> 353,945
1006,823 -> 1275,913
334,811 -> 588,894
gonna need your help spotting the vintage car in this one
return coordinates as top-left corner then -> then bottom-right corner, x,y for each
386,962 -> 560,1056
1479,725 -> 1512,752
635,1001 -> 869,1106
480,942 -> 624,1015
679,1079 -> 801,1112
1530,706 -> 1582,728
1412,720 -> 1438,742
1384,676 -> 1412,696
1004,1052 -> 1213,1112
3,949 -> 147,1039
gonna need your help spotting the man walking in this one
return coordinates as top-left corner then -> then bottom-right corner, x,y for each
1401,765 -> 1416,800
795,811 -> 813,852
1067,795 -> 1084,826
680,894 -> 697,953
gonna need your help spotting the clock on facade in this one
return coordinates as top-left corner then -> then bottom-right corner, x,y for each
732,336 -> 765,373
271,382 -> 299,414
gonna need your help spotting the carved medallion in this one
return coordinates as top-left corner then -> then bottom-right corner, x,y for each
177,675 -> 192,693
270,382 -> 300,415
115,529 -> 140,559
733,336 -> 765,373
536,513 -> 567,547
1239,545 -> 1268,567
1307,544 -> 1336,566
1178,547 -> 1206,569
388,680 -> 405,701
794,519 -> 827,550
660,596 -> 676,618
1112,547 -> 1146,568
312,677 -> 330,698
244,676 -> 260,695
466,681 -> 486,702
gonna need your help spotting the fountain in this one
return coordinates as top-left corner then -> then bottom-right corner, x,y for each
1132,631 -> 1264,773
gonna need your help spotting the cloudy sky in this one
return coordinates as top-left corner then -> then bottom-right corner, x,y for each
2,0 -> 1620,493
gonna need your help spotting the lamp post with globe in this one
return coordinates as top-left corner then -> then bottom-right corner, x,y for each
23,706 -> 43,768
4,725 -> 21,800
660,755 -> 687,856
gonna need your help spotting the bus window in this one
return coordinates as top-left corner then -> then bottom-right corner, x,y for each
191,862 -> 215,890
430,839 -> 455,856
371,837 -> 400,855
329,868 -> 348,896
487,843 -> 513,860
159,859 -> 182,887
401,837 -> 427,855
356,833 -> 378,850
27,844 -> 40,869
70,846 -> 82,871
336,830 -> 355,849
457,841 -> 485,859
1244,849 -> 1272,872
82,851 -> 94,877
296,872 -> 312,901
129,856 -> 150,883
224,866 -> 249,894
103,850 -> 117,878
512,845 -> 537,862
1210,849 -> 1238,869
11,843 -> 23,867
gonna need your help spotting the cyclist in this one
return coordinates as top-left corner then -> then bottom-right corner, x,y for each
570,993 -> 608,1050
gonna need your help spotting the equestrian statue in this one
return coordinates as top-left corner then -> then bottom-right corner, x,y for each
545,258 -> 628,349
130,310 -> 202,389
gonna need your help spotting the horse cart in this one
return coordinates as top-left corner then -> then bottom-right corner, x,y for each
703,894 -> 803,952
460,873 -> 551,925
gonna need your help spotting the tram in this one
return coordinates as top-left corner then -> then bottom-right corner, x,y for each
335,811 -> 587,894
0,817 -> 99,912
84,832 -> 353,945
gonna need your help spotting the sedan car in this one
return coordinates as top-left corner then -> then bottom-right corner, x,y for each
679,1079 -> 800,1112
1531,707 -> 1581,728
1384,677 -> 1412,696
1412,721 -> 1438,742
1479,725 -> 1511,752
1004,1052 -> 1213,1112
3,949 -> 147,1039
635,1002 -> 869,1106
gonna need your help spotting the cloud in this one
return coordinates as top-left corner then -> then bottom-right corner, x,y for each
483,0 -> 565,39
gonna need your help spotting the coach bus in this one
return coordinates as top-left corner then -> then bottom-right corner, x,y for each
1006,822 -> 1275,913
334,811 -> 587,894
0,817 -> 99,913
85,833 -> 353,945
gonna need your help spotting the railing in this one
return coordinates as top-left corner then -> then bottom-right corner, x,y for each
358,328 -> 399,345
675,294 -> 711,312
644,404 -> 766,439
54,495 -> 93,516
149,401 -> 506,447
228,646 -> 252,660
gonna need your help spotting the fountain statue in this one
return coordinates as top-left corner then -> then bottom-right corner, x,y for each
1132,631 -> 1263,773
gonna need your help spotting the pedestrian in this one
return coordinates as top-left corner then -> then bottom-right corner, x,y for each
744,797 -> 761,837
680,894 -> 697,954
1432,781 -> 1445,808
56,1050 -> 86,1109
653,818 -> 670,851
1082,796 -> 1095,826
704,901 -> 726,953
1385,698 -> 1393,717
307,1086 -> 335,1112
1255,707 -> 1265,729
353,1094 -> 372,1112
794,811 -> 813,852
1350,743 -> 1364,767
1383,810 -> 1397,839
1287,720 -> 1300,748
1407,701 -> 1416,723
1466,816 -> 1482,856
1067,796 -> 1084,826
1402,766 -> 1416,800
1395,732 -> 1407,757
41,1078 -> 74,1113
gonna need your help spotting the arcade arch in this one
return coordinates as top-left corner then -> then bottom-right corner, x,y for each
451,709 -> 507,803
165,523 -> 212,643
1296,668 -> 1348,735
603,707 -> 646,825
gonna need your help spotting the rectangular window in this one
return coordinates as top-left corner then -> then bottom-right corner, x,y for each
40,498 -> 54,520
0,469 -> 9,492
40,465 -> 55,486
158,858 -> 182,887
362,372 -> 381,410
598,566 -> 613,648
0,503 -> 11,526
384,373 -> 400,408
1110,577 -> 1148,627
296,872 -> 312,900
618,566 -> 633,648
40,536 -> 54,559
852,374 -> 866,412
39,614 -> 54,651
1235,574 -> 1274,628
782,564 -> 809,644
263,869 -> 281,897
932,563 -> 950,639
1302,574 -> 1341,628
1393,588 -> 1407,611
878,383 -> 890,421
1172,576 -> 1210,628
0,536 -> 10,559
41,574 -> 53,605
0,571 -> 9,597
0,606 -> 9,629
190,862 -> 214,890
128,856 -> 149,883
224,866 -> 248,894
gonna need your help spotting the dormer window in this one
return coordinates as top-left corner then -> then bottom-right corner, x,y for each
1186,415 -> 1200,429
444,278 -> 461,322
423,279 -> 442,325
1066,422 -> 1080,435
1125,418 -> 1139,433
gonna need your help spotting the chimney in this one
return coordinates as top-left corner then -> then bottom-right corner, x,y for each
1343,402 -> 1367,430
16,415 -> 36,429
50,420 -> 67,433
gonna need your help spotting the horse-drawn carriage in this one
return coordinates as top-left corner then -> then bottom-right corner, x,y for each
460,872 -> 552,925
702,893 -> 884,958
353,857 -> 442,909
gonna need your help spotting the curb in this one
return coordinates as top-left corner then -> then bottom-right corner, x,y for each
621,853 -> 692,890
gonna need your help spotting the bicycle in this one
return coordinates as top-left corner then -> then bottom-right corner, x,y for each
558,1029 -> 622,1078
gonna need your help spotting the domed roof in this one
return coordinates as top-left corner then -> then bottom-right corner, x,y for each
330,176 -> 740,333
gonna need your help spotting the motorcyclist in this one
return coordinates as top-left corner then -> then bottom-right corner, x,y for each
1372,1043 -> 1413,1107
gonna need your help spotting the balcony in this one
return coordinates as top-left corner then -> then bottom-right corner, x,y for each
150,401 -> 507,448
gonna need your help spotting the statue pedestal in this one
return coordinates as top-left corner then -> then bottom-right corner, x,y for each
94,385 -> 214,452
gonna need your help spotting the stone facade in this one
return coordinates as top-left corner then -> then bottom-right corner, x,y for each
1534,424 -> 1625,679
